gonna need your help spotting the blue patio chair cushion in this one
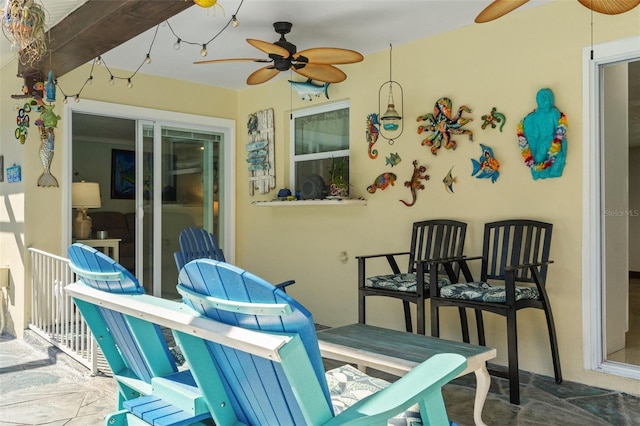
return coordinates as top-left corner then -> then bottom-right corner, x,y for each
326,364 -> 422,425
440,281 -> 540,303
366,273 -> 451,292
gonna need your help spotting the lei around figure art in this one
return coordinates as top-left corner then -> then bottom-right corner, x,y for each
517,88 -> 567,180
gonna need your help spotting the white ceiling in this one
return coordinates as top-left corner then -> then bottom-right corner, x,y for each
3,0 -> 638,143
3,0 -> 553,90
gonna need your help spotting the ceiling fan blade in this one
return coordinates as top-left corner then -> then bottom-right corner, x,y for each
293,63 -> 347,83
247,66 -> 280,85
194,58 -> 271,65
294,47 -> 364,65
247,39 -> 290,58
577,0 -> 640,14
475,0 -> 529,23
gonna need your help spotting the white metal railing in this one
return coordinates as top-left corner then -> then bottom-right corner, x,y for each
28,247 -> 99,374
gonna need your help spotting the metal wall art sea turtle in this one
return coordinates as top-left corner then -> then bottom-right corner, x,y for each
417,97 -> 473,155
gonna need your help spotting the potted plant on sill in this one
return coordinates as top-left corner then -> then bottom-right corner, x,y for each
329,157 -> 349,198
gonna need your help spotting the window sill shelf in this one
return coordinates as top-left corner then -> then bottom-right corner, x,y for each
252,198 -> 366,207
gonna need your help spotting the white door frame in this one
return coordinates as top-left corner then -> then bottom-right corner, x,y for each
63,100 -> 236,294
582,35 -> 640,379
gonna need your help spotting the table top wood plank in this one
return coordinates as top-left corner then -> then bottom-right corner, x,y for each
317,324 -> 496,377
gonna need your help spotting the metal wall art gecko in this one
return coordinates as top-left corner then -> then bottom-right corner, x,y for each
400,160 -> 429,207
366,113 -> 380,159
417,97 -> 473,155
481,107 -> 506,132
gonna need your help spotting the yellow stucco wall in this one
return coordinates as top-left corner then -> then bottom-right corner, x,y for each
1,0 -> 639,394
234,2 -> 640,395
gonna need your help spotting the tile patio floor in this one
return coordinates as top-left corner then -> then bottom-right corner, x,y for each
2,331 -> 640,425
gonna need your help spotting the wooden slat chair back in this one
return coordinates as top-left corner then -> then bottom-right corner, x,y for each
175,259 -> 467,425
358,219 -> 467,335
174,226 -> 226,271
67,244 -> 176,401
482,220 -> 552,283
175,226 -> 296,292
429,219 -> 561,405
67,243 -> 211,424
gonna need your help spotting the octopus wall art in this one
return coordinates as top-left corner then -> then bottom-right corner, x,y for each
417,97 -> 473,155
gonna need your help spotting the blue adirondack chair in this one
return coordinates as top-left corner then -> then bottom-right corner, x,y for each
174,227 -> 226,271
174,226 -> 295,292
172,258 -> 467,425
67,243 -> 211,424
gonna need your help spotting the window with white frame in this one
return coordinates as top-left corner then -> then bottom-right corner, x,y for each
290,100 -> 350,196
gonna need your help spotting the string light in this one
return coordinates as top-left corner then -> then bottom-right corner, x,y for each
52,0 -> 245,101
166,0 -> 244,57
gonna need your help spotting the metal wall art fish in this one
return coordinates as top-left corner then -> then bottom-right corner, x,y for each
385,152 -> 401,167
471,144 -> 500,183
442,166 -> 457,193
288,79 -> 330,101
36,121 -> 58,187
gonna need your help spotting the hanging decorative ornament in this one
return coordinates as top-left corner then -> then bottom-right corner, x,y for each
378,43 -> 403,144
193,0 -> 225,15
1,0 -> 47,66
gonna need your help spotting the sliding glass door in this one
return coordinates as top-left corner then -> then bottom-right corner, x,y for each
68,100 -> 234,300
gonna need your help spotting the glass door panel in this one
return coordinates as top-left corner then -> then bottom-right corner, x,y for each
140,123 -> 155,294
160,126 -> 222,299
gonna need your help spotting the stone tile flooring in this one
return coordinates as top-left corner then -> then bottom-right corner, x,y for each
0,332 -> 115,425
2,331 -> 639,425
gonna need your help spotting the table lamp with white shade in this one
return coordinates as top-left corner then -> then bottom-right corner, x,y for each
72,181 -> 101,239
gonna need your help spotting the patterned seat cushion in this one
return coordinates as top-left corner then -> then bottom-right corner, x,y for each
440,281 -> 539,303
326,364 -> 423,425
366,272 -> 451,293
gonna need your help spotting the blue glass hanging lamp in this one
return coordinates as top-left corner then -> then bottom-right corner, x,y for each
379,43 -> 404,144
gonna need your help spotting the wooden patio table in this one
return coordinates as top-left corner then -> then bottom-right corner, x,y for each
317,323 -> 496,426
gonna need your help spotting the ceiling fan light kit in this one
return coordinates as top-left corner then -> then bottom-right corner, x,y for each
194,21 -> 363,85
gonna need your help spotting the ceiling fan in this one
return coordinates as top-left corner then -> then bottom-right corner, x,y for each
475,0 -> 640,23
194,21 -> 364,85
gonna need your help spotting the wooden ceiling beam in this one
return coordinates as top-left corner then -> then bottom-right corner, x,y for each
18,0 -> 192,78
